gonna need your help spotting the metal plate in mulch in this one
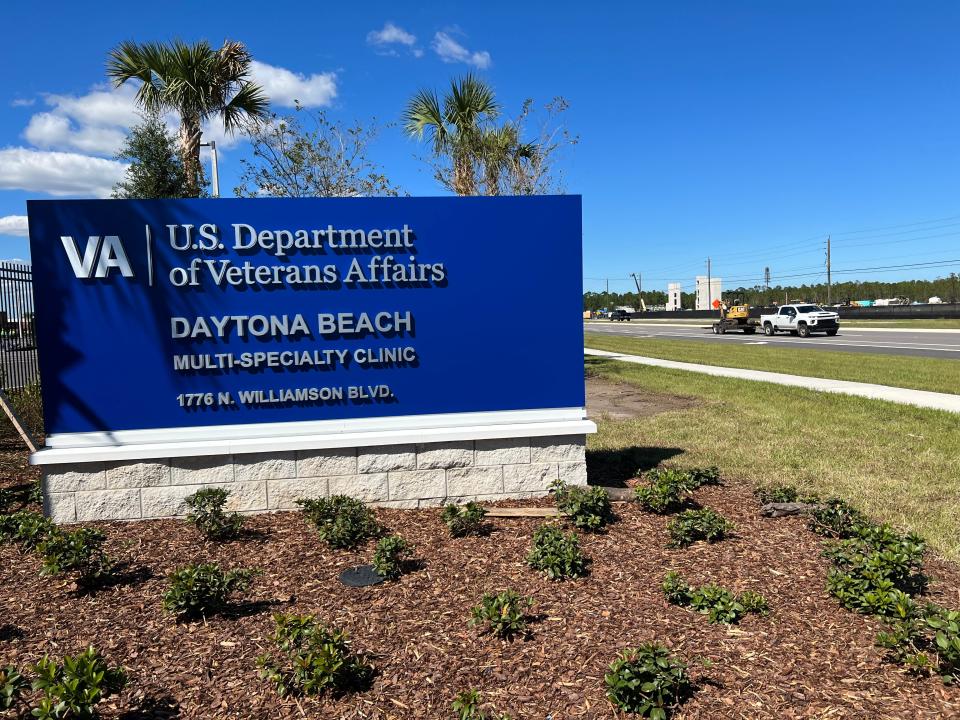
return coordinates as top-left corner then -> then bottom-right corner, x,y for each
339,564 -> 385,587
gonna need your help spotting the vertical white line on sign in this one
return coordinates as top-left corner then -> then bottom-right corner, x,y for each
145,225 -> 154,287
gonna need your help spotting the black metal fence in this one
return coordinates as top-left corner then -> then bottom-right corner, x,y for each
0,262 -> 38,391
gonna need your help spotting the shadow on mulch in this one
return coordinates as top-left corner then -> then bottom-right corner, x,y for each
215,598 -> 289,621
587,446 -> 685,486
73,564 -> 154,597
0,623 -> 24,641
0,479 -> 39,507
118,695 -> 180,719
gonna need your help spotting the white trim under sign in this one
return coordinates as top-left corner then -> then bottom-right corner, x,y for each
31,407 -> 596,466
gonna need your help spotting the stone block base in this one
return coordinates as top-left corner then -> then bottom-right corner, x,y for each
41,435 -> 588,523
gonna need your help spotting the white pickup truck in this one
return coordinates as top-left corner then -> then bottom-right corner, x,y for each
760,304 -> 840,337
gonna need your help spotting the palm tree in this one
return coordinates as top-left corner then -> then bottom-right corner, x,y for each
107,39 -> 269,197
403,74 -> 499,196
477,124 -> 538,196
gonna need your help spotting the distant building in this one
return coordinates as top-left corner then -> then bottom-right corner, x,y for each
666,283 -> 683,311
695,276 -> 722,310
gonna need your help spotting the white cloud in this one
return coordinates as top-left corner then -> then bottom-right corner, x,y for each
431,32 -> 491,69
11,98 -> 35,107
0,216 -> 29,237
22,84 -> 138,157
367,22 -> 417,49
250,60 -> 337,107
44,85 -> 140,129
25,112 -> 128,156
0,148 -> 127,198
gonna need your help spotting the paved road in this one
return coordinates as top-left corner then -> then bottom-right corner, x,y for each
584,321 -> 960,360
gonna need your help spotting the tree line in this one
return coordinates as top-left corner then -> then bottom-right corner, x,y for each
107,39 -> 575,200
583,275 -> 959,312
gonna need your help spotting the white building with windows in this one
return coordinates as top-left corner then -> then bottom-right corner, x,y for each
666,283 -> 682,311
695,276 -> 722,310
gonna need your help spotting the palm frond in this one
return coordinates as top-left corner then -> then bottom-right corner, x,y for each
403,89 -> 448,154
220,81 -> 270,134
445,73 -> 499,130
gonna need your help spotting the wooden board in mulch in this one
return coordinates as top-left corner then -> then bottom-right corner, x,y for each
2,452 -> 960,718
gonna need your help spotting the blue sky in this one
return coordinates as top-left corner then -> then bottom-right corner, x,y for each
1,0 -> 959,294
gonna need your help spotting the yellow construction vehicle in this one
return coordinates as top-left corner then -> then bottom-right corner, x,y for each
711,301 -> 759,334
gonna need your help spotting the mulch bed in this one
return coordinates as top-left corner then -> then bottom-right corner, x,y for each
2,441 -> 960,718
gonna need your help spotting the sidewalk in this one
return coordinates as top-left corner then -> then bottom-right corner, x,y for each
584,347 -> 960,413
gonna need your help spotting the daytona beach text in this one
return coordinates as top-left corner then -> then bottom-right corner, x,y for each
170,312 -> 414,340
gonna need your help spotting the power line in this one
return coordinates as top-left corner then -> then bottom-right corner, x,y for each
831,213 -> 960,237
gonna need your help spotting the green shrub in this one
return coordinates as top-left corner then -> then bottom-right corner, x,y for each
1,665 -> 27,710
809,498 -> 868,538
753,483 -> 820,504
604,643 -> 691,718
635,466 -> 723,515
470,590 -> 533,640
372,535 -> 412,581
451,689 -> 512,720
257,613 -> 374,697
184,487 -> 244,540
296,495 -> 381,549
526,523 -> 587,580
28,479 -> 43,505
441,502 -> 488,537
686,466 -> 721,488
926,606 -> 960,685
0,510 -> 54,551
661,571 -> 693,604
634,469 -> 690,515
738,590 -> 770,615
162,563 -> 257,618
876,604 -> 960,685
549,480 -> 613,531
38,528 -> 113,587
29,647 -> 126,719
663,573 -> 769,625
667,508 -> 733,548
823,523 -> 927,616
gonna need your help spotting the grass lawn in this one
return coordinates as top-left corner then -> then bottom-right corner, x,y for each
585,356 -> 960,560
584,331 -> 960,394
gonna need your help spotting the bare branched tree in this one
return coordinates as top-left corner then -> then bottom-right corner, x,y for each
235,105 -> 401,198
491,97 -> 578,196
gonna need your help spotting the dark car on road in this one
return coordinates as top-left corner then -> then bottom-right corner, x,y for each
609,310 -> 632,321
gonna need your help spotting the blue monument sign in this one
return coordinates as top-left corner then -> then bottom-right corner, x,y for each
27,196 -> 584,441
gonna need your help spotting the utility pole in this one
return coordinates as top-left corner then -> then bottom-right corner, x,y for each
706,257 -> 712,310
764,266 -> 771,307
605,278 -> 609,294
826,235 -> 832,305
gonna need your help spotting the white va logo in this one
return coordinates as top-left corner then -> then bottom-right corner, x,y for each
60,236 -> 135,279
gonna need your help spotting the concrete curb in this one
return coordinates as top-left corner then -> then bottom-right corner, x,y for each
584,347 -> 960,413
